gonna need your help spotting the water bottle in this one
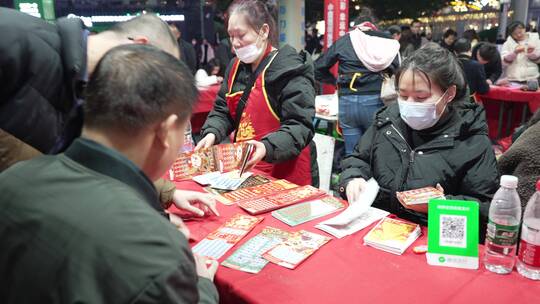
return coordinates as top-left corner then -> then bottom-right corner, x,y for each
517,180 -> 540,280
483,175 -> 522,274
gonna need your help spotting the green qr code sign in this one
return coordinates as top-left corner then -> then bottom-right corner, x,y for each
427,199 -> 479,270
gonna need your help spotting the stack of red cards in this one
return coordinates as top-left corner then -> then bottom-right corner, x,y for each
169,143 -> 253,181
192,214 -> 263,259
216,179 -> 299,205
237,185 -> 326,215
396,187 -> 445,206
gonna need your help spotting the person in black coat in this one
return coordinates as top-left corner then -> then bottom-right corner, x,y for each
454,38 -> 490,95
472,42 -> 503,84
314,15 -> 400,155
340,44 -> 499,241
440,28 -> 457,52
215,37 -> 236,76
0,8 -> 180,169
170,24 -> 197,74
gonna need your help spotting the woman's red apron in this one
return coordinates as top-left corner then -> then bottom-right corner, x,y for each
225,53 -> 313,186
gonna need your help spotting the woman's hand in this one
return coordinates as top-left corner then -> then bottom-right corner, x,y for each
515,45 -> 526,54
244,140 -> 266,170
397,184 -> 444,214
346,178 -> 368,204
195,133 -> 216,151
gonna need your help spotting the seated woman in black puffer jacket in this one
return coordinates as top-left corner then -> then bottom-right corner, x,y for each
339,43 -> 500,236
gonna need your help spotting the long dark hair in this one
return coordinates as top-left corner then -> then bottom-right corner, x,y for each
228,0 -> 278,47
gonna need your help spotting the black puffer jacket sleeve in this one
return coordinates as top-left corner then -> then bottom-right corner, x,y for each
314,42 -> 339,84
444,134 -> 499,216
200,62 -> 235,143
262,50 -> 315,163
339,124 -> 376,192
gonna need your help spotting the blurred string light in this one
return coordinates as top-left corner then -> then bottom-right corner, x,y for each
450,0 -> 500,12
67,13 -> 185,28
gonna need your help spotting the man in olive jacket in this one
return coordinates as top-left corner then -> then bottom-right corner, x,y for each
0,45 -> 219,303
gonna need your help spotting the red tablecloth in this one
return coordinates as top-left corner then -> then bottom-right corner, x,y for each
191,85 -> 220,133
170,180 -> 540,304
476,85 -> 540,139
477,85 -> 540,113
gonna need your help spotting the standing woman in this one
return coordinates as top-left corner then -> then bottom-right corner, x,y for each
196,0 -> 318,186
314,11 -> 400,156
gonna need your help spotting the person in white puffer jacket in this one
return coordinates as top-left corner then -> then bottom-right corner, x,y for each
501,21 -> 540,82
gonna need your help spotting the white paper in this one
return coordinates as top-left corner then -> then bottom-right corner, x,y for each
322,178 -> 380,226
312,134 -> 335,192
316,207 -> 389,238
192,170 -> 253,191
315,94 -> 339,116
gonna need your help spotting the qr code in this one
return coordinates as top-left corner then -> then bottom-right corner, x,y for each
439,215 -> 467,248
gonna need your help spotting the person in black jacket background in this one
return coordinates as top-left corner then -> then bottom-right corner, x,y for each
340,44 -> 499,241
170,23 -> 197,74
315,12 -> 400,155
0,8 -> 179,170
439,28 -> 457,52
454,38 -> 490,96
472,42 -> 503,85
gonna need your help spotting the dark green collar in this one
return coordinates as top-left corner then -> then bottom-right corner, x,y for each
64,138 -> 162,212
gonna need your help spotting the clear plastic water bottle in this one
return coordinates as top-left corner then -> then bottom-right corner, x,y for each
484,175 -> 522,274
517,180 -> 540,280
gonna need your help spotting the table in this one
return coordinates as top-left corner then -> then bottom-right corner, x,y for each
170,180 -> 540,304
476,85 -> 540,139
192,85 -> 220,133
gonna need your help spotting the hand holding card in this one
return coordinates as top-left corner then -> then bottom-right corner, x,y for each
243,140 -> 265,172
238,142 -> 254,177
396,186 -> 445,214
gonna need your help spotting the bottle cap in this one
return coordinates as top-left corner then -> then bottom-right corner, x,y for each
500,175 -> 518,189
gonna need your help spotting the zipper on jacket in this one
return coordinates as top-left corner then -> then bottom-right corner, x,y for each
390,124 -> 415,162
390,124 -> 415,190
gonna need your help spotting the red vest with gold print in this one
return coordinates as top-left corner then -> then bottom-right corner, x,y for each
225,53 -> 313,186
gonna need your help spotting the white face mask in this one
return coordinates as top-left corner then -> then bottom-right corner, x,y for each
234,35 -> 263,64
398,91 -> 447,130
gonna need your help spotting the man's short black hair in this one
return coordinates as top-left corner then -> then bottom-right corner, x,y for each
84,44 -> 197,132
477,43 -> 498,62
411,19 -> 421,26
108,14 -> 178,57
352,7 -> 376,26
453,38 -> 471,54
443,29 -> 457,38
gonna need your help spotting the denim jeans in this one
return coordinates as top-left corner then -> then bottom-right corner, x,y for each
338,94 -> 383,155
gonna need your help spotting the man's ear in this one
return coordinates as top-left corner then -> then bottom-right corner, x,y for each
155,114 -> 178,149
131,35 -> 150,45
